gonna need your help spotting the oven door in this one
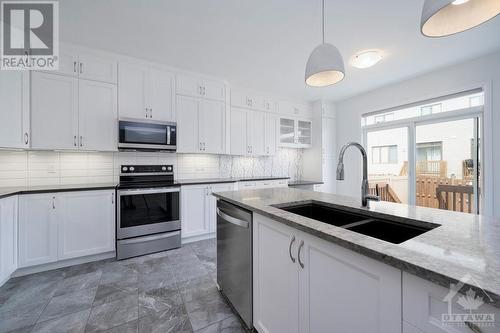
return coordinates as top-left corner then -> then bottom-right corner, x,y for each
117,187 -> 180,239
118,119 -> 176,151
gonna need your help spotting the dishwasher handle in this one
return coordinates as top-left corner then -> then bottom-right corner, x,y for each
217,208 -> 249,229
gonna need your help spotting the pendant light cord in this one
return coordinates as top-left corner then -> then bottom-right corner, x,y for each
322,0 -> 325,44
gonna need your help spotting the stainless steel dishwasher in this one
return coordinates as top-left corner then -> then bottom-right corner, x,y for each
216,200 -> 253,330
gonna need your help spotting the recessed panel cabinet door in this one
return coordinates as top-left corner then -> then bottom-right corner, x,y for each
298,232 -> 401,333
0,196 -> 18,283
149,68 -> 175,121
180,186 -> 208,238
31,72 -> 79,150
203,79 -> 225,102
78,53 -> 117,84
253,215 -> 299,333
57,191 -> 115,260
78,80 -> 117,151
265,113 -> 277,155
230,108 -> 248,156
201,100 -> 225,154
248,111 -> 266,155
0,71 -> 29,148
118,62 -> 148,119
176,96 -> 201,153
18,194 -> 58,267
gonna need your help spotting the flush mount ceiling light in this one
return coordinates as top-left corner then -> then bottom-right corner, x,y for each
421,0 -> 500,37
305,0 -> 345,87
351,50 -> 383,69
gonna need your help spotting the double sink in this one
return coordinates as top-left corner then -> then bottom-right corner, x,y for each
273,202 -> 438,244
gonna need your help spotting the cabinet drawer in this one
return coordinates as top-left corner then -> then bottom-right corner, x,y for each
239,181 -> 257,189
403,272 -> 500,332
256,180 -> 275,188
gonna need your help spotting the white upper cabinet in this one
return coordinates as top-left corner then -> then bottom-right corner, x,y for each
231,88 -> 277,112
230,107 -> 276,156
200,99 -> 226,154
248,110 -> 266,156
265,113 -> 277,156
230,107 -> 248,156
78,80 -> 117,151
176,74 -> 226,102
57,191 -> 115,260
176,95 -> 201,153
118,61 -> 175,121
279,101 -> 312,118
31,71 -> 117,151
31,72 -> 79,150
279,117 -> 312,148
0,71 -> 30,149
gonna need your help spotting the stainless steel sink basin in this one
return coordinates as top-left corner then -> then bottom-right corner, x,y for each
273,201 -> 438,244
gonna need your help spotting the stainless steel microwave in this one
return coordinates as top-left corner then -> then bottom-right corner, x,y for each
118,118 -> 176,151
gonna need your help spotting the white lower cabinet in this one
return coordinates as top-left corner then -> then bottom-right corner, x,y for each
19,190 -> 115,268
0,196 -> 18,284
57,191 -> 115,260
403,272 -> 500,333
181,183 -> 236,239
253,213 -> 402,333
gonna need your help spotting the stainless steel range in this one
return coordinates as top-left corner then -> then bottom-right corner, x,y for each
116,165 -> 180,260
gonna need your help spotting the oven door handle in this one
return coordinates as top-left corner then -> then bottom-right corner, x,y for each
118,187 -> 180,195
216,208 -> 249,228
118,231 -> 180,245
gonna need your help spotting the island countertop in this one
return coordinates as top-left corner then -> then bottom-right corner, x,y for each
212,187 -> 500,308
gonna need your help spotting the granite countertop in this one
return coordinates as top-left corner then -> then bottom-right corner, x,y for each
175,176 -> 289,186
213,187 -> 500,308
0,183 -> 119,199
288,180 -> 324,186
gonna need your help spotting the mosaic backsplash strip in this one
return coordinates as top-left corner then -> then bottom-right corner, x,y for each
0,149 -> 303,187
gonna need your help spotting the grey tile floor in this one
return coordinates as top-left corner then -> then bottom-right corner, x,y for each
0,239 -> 247,333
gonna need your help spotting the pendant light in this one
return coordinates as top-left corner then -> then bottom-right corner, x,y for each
421,0 -> 500,37
305,0 -> 345,87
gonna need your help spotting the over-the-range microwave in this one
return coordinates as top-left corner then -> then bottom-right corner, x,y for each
118,118 -> 176,152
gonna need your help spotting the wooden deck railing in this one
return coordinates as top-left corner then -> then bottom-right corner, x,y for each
436,184 -> 475,213
400,160 -> 448,178
368,183 -> 401,203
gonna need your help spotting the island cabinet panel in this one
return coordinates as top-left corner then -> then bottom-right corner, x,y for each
0,196 -> 18,285
253,213 -> 402,333
403,272 -> 500,333
298,231 -> 402,333
253,214 -> 299,333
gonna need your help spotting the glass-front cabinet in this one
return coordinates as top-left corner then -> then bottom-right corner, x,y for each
279,117 -> 312,148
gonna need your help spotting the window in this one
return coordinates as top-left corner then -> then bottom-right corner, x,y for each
469,96 -> 482,107
416,141 -> 442,161
372,145 -> 398,164
420,103 -> 442,116
374,113 -> 394,123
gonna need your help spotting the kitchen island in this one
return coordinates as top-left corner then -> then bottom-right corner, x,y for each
213,187 -> 500,333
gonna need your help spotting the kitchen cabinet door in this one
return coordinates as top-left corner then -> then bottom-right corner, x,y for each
118,62 -> 149,119
0,71 -> 30,149
265,113 -> 277,155
298,231 -> 401,333
149,67 -> 175,121
201,100 -> 225,154
78,80 -> 117,151
0,196 -> 18,285
181,185 -> 209,238
248,111 -> 266,155
18,194 -> 58,267
78,53 -> 117,84
230,107 -> 248,156
253,214 -> 299,333
203,79 -> 225,102
57,191 -> 115,260
31,72 -> 79,150
176,74 -> 203,98
176,95 -> 201,153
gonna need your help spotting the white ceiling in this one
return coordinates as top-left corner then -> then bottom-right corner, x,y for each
59,0 -> 500,102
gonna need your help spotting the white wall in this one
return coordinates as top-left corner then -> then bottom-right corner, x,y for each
334,51 -> 499,217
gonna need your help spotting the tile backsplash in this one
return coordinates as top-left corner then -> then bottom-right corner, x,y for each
0,149 -> 303,187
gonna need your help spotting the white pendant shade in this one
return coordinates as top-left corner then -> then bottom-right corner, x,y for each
421,0 -> 500,37
305,43 -> 345,87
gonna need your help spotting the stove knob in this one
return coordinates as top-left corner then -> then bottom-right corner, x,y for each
167,166 -> 173,172
162,166 -> 167,171
129,167 -> 135,172
122,166 -> 128,172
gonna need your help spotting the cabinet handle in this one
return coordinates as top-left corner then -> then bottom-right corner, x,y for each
79,62 -> 83,74
465,322 -> 482,333
145,108 -> 148,118
150,108 -> 153,118
73,61 -> 77,73
80,135 -> 83,147
24,132 -> 29,145
74,135 -> 77,147
202,86 -> 206,96
289,236 -> 296,263
52,196 -> 56,209
298,240 -> 304,268
111,193 -> 114,204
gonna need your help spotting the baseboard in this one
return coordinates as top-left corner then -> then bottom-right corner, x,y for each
181,232 -> 215,244
12,251 -> 116,278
